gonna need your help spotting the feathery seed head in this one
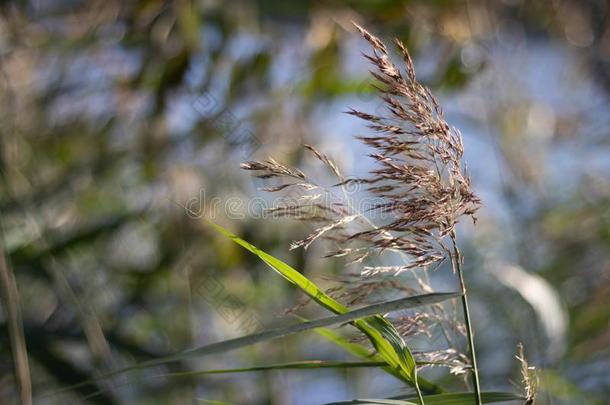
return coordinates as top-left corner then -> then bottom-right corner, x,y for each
241,25 -> 480,273
241,24 -> 480,365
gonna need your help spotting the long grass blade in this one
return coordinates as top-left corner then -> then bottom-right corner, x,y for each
162,360 -> 387,377
205,220 -> 449,396
74,360 -> 392,401
326,391 -> 525,405
140,290 -> 459,366
326,399 -> 415,405
396,392 -> 525,404
42,290 -> 456,400
160,359 -> 459,379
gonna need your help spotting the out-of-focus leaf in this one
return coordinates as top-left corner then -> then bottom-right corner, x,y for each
438,57 -> 470,90
539,370 -> 605,405
178,0 -> 201,50
229,52 -> 271,98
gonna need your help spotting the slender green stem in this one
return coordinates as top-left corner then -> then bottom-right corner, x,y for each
450,230 -> 482,405
414,374 -> 425,404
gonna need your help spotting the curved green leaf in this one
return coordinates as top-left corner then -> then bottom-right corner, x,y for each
326,391 -> 525,405
206,220 -> 449,396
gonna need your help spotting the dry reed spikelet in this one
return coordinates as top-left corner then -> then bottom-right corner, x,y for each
516,343 -> 539,404
416,348 -> 470,376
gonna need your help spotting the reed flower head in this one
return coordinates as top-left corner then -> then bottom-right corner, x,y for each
242,23 -> 480,275
239,23 -> 485,377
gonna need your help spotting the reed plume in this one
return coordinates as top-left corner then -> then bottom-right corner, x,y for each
242,25 -> 479,271
242,23 -> 483,402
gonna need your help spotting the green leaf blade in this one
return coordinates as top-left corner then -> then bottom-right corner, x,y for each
205,220 -> 451,396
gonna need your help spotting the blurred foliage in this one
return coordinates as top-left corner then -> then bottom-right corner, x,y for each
0,0 -> 609,404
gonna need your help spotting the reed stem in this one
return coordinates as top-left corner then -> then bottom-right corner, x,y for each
450,230 -> 482,405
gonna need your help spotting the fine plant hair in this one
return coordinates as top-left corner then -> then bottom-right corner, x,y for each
243,24 -> 490,403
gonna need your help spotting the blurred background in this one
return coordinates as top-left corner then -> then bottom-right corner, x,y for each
0,0 -> 609,404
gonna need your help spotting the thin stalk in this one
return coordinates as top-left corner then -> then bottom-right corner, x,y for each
415,375 -> 425,404
450,230 -> 482,405
0,237 -> 32,405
